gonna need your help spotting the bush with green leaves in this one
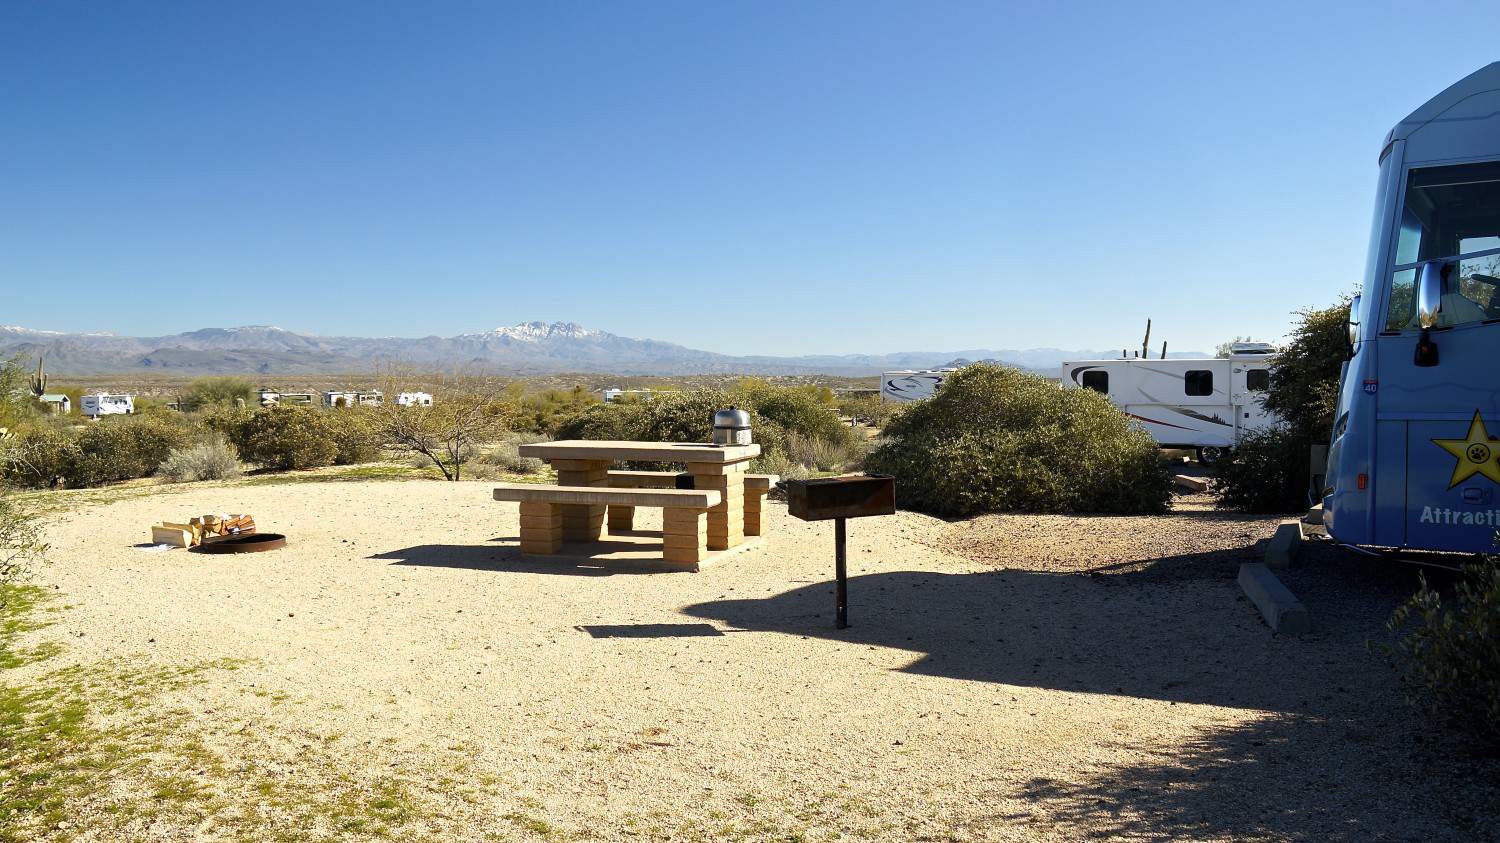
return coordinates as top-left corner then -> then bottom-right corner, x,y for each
1209,426 -> 1312,513
179,376 -> 254,412
864,364 -> 1171,516
325,408 -> 382,465
1211,298 -> 1350,513
1384,563 -> 1500,751
155,437 -> 244,483
2,428 -> 80,488
553,386 -> 860,475
231,405 -> 339,470
64,415 -> 190,488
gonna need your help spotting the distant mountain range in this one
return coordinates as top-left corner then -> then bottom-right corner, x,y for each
0,322 -> 1208,377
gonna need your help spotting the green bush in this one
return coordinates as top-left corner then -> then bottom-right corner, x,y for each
325,408 -> 382,465
231,406 -> 339,470
1385,563 -> 1500,751
553,386 -> 859,475
1210,426 -> 1311,513
864,364 -> 1171,516
156,437 -> 243,483
1212,298 -> 1349,512
179,376 -> 254,412
1,428 -> 79,489
64,415 -> 190,488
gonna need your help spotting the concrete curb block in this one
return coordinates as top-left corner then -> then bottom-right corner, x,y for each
1238,562 -> 1311,634
1265,520 -> 1303,570
1173,474 -> 1209,492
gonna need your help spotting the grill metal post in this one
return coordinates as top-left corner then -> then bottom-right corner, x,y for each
835,516 -> 848,629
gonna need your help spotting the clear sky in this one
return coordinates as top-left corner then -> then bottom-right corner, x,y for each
3,1 -> 1498,356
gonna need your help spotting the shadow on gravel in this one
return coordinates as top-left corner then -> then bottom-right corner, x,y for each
683,541 -> 1421,712
1004,713 -> 1496,841
687,542 -> 1500,838
369,543 -> 673,576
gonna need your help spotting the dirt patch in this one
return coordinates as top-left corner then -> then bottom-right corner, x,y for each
5,481 -> 1496,841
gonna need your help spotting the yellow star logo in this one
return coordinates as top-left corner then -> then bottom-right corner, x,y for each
1433,411 -> 1500,488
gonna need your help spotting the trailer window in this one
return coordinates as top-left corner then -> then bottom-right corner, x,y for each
1386,161 -> 1500,330
1246,369 -> 1269,391
1184,370 -> 1213,396
1081,370 -> 1108,393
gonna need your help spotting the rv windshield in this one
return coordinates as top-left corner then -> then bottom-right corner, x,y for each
1385,160 -> 1500,330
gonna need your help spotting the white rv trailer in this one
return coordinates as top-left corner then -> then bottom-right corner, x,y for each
881,368 -> 957,403
396,391 -> 433,407
80,393 -> 134,418
1059,343 -> 1278,463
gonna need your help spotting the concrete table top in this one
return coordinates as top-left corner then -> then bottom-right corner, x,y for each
517,440 -> 761,464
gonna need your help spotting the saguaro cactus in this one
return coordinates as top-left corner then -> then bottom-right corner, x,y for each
28,356 -> 46,398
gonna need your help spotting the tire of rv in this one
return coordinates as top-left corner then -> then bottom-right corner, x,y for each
1197,446 -> 1227,466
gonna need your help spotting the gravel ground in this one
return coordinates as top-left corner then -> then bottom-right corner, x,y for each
11,481 -> 1498,841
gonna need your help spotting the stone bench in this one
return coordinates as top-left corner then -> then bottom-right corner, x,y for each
604,471 -> 779,537
493,483 -> 721,568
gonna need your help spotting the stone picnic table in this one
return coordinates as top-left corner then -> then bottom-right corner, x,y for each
505,439 -> 763,567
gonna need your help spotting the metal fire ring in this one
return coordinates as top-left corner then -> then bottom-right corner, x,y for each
195,533 -> 287,554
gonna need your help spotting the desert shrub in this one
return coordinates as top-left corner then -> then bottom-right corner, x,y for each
156,437 -> 243,483
463,432 -> 549,478
508,386 -> 602,435
1210,426 -> 1311,513
1211,298 -> 1350,512
554,400 -> 652,442
232,405 -> 338,470
325,408 -> 382,465
754,449 -> 812,484
1,428 -> 80,489
179,376 -> 254,412
864,364 -> 1171,516
553,386 -> 858,475
785,431 -> 866,473
1384,563 -> 1500,751
0,491 -> 47,599
64,415 -> 190,487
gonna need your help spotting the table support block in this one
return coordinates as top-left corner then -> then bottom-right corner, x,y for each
556,464 -> 607,541
517,501 -> 563,555
607,505 -> 635,533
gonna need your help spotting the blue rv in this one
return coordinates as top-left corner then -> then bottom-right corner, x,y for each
1326,63 -> 1500,555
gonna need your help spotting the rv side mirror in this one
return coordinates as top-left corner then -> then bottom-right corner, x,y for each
1346,294 -> 1361,350
1417,260 -> 1445,330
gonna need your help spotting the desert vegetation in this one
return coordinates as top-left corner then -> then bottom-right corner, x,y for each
1211,299 -> 1349,513
554,379 -> 867,479
865,364 -> 1172,516
0,363 -> 870,490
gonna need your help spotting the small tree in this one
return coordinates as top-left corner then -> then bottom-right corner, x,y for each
372,373 -> 507,480
0,491 -> 47,602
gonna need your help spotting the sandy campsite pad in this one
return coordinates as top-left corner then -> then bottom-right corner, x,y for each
10,481 -> 1495,840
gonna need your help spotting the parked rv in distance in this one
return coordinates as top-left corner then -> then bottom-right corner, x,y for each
396,391 -> 433,407
80,392 -> 134,418
1061,342 -> 1278,463
881,369 -> 956,403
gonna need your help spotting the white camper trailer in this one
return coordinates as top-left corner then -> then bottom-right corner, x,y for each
81,393 -> 134,418
396,391 -> 433,407
1060,343 -> 1278,463
881,369 -> 957,403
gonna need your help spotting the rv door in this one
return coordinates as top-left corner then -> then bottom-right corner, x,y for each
1230,363 -> 1275,440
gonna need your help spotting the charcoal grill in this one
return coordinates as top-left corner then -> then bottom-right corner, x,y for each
784,474 -> 896,628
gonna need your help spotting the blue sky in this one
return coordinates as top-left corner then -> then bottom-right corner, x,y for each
3,1 -> 1498,356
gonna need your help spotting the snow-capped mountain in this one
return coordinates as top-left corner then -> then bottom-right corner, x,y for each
0,322 -> 1207,376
